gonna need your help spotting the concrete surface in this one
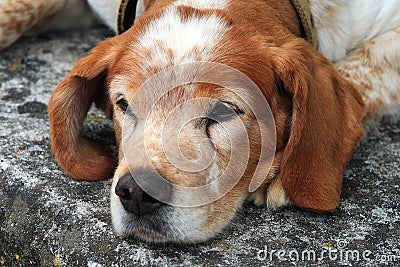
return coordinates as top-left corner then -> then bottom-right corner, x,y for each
0,27 -> 399,267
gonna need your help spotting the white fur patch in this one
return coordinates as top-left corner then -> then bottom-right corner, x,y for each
110,179 -> 129,236
172,0 -> 228,10
335,29 -> 400,123
206,163 -> 220,184
310,0 -> 400,62
134,5 -> 231,67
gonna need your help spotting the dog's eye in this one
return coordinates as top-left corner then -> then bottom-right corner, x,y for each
195,101 -> 243,133
204,101 -> 243,130
207,102 -> 236,125
116,98 -> 129,112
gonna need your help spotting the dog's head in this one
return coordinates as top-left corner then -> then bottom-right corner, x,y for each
48,5 -> 365,243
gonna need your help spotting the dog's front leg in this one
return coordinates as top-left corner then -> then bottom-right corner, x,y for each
251,175 -> 292,210
249,152 -> 291,210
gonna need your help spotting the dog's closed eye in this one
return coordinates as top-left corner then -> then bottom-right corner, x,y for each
196,101 -> 243,130
207,101 -> 239,123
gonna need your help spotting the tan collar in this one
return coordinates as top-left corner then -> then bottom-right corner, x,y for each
290,0 -> 318,49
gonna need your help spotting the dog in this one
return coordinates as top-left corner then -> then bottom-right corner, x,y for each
2,0 -> 399,243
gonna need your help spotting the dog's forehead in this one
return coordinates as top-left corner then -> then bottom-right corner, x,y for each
106,3 -> 235,96
108,5 -> 233,73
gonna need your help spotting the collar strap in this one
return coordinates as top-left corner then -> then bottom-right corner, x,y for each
290,0 -> 318,49
117,0 -> 139,34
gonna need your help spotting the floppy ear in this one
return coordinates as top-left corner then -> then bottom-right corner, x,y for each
48,37 -> 122,181
270,39 -> 366,212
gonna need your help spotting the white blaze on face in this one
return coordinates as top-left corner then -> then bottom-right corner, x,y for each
135,4 -> 231,68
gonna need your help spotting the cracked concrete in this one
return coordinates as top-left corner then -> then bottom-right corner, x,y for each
0,27 -> 399,266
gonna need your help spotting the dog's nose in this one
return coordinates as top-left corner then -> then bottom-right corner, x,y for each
115,173 -> 164,216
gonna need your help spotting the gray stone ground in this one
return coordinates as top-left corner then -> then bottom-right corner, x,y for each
0,27 -> 399,267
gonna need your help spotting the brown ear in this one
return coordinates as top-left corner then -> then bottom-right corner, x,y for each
270,39 -> 366,212
48,37 -> 122,181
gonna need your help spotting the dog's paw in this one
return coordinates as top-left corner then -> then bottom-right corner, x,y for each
251,177 -> 291,210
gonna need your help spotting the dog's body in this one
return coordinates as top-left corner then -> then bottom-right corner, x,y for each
2,0 -> 399,243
